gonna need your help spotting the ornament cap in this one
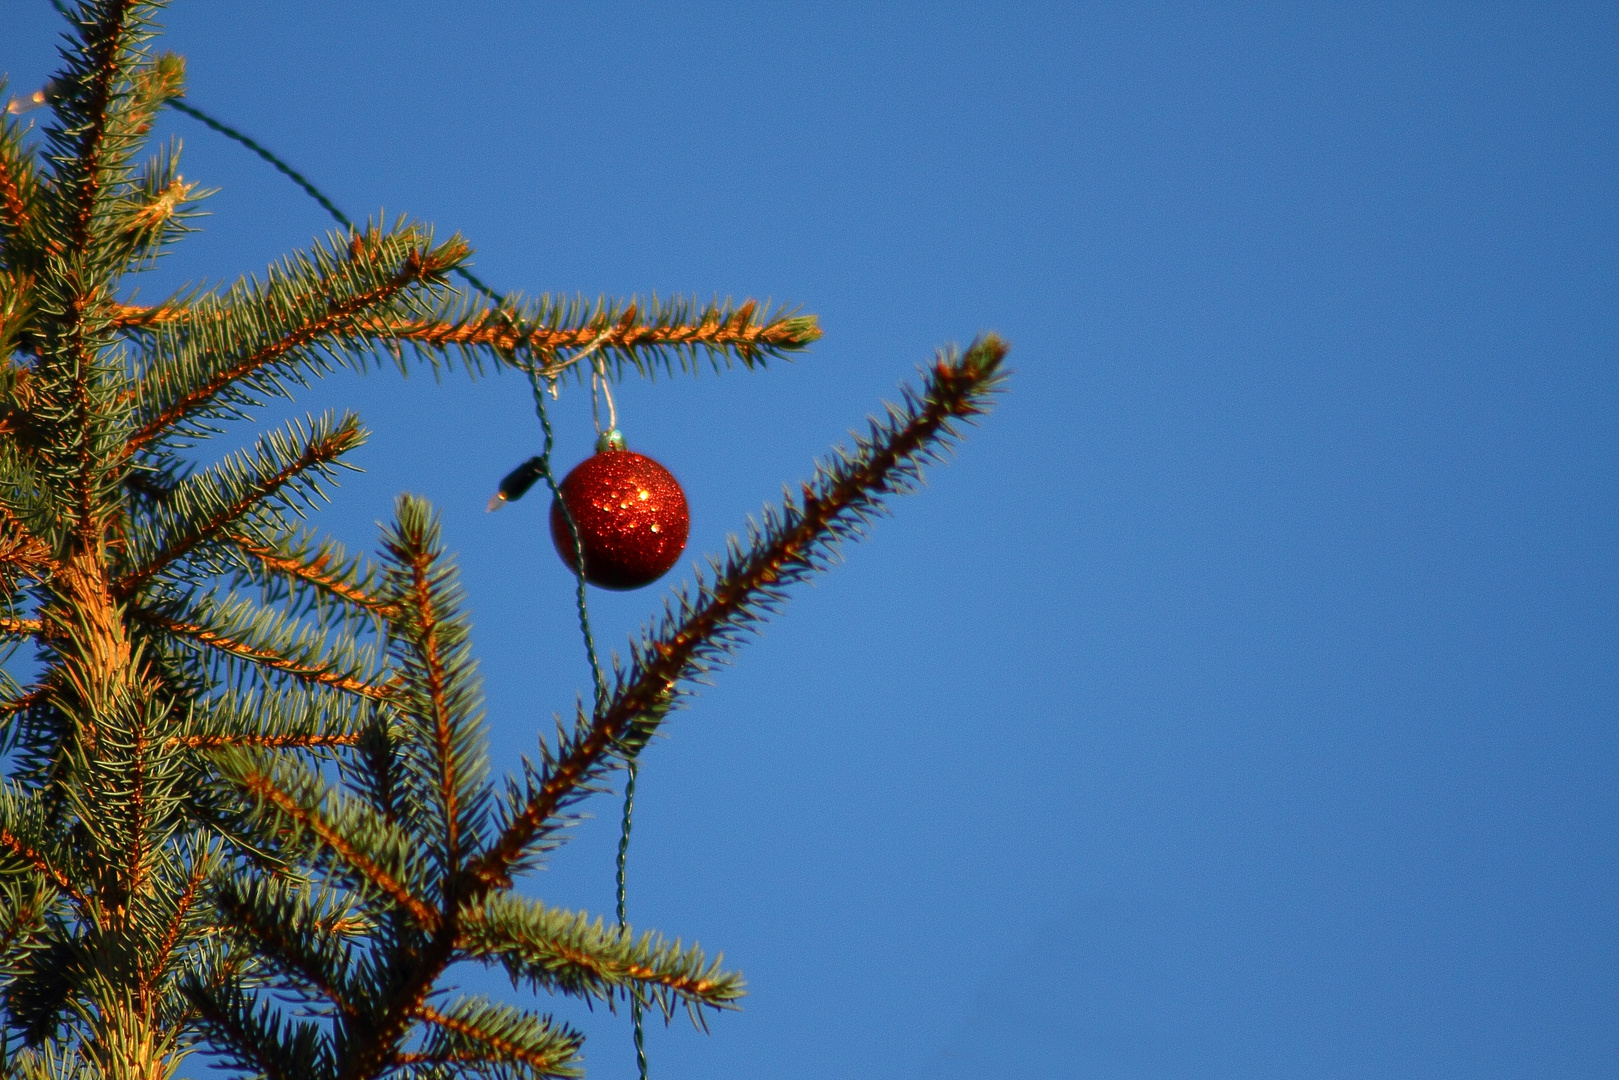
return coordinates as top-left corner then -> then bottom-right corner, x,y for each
595,428 -> 627,453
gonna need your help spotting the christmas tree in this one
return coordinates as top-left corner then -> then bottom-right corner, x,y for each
0,3 -> 1005,1077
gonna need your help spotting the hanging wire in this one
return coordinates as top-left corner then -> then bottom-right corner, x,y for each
524,362 -> 609,711
529,357 -> 648,1078
162,93 -> 507,303
617,761 -> 647,1077
167,98 -> 355,233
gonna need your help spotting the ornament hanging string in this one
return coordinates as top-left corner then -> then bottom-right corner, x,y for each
591,358 -> 620,439
90,57 -> 657,1077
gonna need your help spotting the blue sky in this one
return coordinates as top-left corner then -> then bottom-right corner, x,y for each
5,2 -> 1617,1077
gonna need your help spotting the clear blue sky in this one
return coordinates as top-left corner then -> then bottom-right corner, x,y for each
5,3 -> 1617,1077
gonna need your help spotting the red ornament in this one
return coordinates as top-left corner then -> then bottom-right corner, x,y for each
550,440 -> 689,590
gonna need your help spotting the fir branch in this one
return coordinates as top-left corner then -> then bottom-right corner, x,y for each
0,827 -> 74,899
407,531 -> 461,866
0,153 -> 28,239
334,960 -> 444,1080
1,616 -> 42,637
414,1000 -> 584,1080
176,686 -> 374,752
0,684 -> 49,721
124,172 -> 194,236
0,790 -> 84,906
78,999 -> 190,1080
115,411 -> 367,599
367,296 -> 818,372
193,331 -> 1006,1073
53,0 -> 143,254
126,231 -> 467,451
0,93 -> 38,239
187,979 -> 335,1080
223,528 -> 399,619
25,6 -> 171,551
0,506 -> 57,582
459,894 -> 743,1018
109,133 -> 205,272
478,335 -> 1008,883
123,688 -> 154,920
131,604 -> 390,701
296,507 -> 506,1080
141,842 -> 211,1008
106,299 -> 185,328
1,286 -> 38,395
377,496 -> 490,877
0,879 -> 55,977
5,930 -> 82,1048
212,874 -> 361,1017
60,316 -> 110,551
114,294 -> 822,382
214,754 -> 439,932
172,732 -> 361,750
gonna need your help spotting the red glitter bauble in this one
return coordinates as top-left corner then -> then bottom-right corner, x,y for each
549,449 -> 689,590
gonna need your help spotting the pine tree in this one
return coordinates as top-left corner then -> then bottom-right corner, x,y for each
0,3 -> 1006,1078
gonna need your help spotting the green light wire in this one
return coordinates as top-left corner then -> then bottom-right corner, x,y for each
526,367 -> 646,1078
618,761 -> 648,1078
164,96 -> 508,303
524,367 -> 608,712
165,98 -> 353,231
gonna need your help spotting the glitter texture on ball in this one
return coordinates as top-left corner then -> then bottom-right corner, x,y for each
549,450 -> 690,590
